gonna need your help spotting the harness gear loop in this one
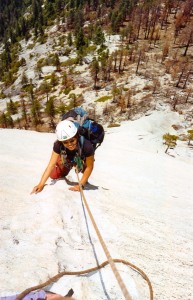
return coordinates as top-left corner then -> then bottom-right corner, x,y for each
75,167 -> 133,300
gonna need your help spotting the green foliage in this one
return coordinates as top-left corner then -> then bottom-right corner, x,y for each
0,112 -> 14,128
45,96 -> 56,119
6,114 -> 14,128
0,42 -> 23,85
6,99 -> 18,115
61,47 -> 72,56
0,92 -> 6,99
109,11 -> 122,33
187,130 -> 193,145
90,57 -> 100,89
27,43 -> 35,50
21,71 -> 29,86
112,84 -> 121,99
64,87 -> 73,95
85,45 -> 97,54
53,53 -> 61,70
56,103 -> 67,115
67,32 -> 73,47
58,35 -> 66,47
75,27 -> 86,50
30,99 -> 41,126
2,71 -> 16,87
97,44 -> 108,54
61,58 -> 78,67
107,123 -> 121,128
37,58 -> 45,68
0,1 -> 29,41
66,99 -> 76,111
39,80 -> 52,101
50,72 -> 59,87
163,133 -> 178,153
93,25 -> 105,45
95,95 -> 112,102
37,34 -> 47,44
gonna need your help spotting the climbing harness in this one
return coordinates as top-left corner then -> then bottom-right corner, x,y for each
60,136 -> 84,171
16,169 -> 154,300
73,155 -> 84,171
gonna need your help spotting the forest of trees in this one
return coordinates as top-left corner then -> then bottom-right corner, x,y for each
0,0 -> 192,131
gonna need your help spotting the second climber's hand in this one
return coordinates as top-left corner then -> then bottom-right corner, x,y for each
69,185 -> 81,192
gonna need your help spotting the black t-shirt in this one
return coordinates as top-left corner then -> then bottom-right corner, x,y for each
53,138 -> 94,162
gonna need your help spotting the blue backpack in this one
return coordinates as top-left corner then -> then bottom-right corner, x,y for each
62,107 -> 105,150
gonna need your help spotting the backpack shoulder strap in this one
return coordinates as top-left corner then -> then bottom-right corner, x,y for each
78,135 -> 85,158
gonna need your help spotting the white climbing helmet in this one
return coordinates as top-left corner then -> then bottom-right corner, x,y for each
56,120 -> 77,141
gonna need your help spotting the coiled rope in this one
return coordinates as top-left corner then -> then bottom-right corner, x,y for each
16,259 -> 153,300
16,169 -> 153,300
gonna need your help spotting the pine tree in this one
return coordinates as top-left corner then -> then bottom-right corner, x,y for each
90,58 -> 100,89
50,72 -> 58,87
21,71 -> 29,86
45,96 -> 56,129
40,80 -> 52,102
67,32 -> 73,47
163,133 -> 178,153
54,53 -> 61,71
7,114 -> 14,128
20,95 -> 28,129
0,113 -> 7,128
93,25 -> 105,45
31,99 -> 41,127
7,99 -> 18,115
75,28 -> 86,50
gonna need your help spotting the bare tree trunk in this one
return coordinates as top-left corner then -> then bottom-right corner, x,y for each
165,145 -> 169,153
118,50 -> 123,74
185,91 -> 191,103
183,30 -> 193,56
176,67 -> 185,87
136,50 -> 141,74
182,69 -> 191,89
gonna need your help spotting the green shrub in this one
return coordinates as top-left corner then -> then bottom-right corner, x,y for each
61,58 -> 78,67
64,87 -> 72,95
85,45 -> 97,54
163,133 -> 178,153
95,95 -> 112,102
27,43 -> 35,50
107,123 -> 121,128
0,92 -> 6,99
37,34 -> 48,44
187,130 -> 193,145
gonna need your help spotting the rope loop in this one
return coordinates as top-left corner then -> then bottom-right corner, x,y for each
75,167 -> 153,300
16,168 -> 154,300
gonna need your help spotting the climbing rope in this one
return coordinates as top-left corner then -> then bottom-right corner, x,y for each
75,168 -> 133,300
16,168 -> 154,300
16,259 -> 153,300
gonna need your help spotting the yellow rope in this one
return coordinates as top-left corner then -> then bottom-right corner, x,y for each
16,259 -> 153,300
